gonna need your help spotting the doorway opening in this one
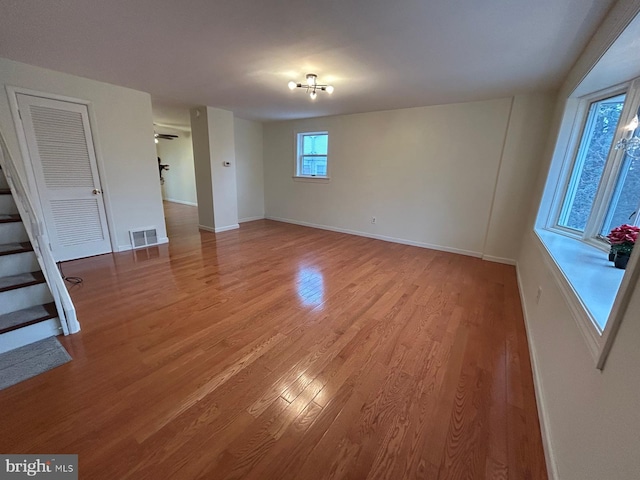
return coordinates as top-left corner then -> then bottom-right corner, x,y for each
151,101 -> 198,240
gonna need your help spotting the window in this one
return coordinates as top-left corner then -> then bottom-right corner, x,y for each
555,84 -> 640,246
295,131 -> 329,178
558,93 -> 626,232
537,78 -> 640,364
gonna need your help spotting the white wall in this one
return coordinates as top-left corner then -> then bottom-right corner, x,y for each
234,117 -> 264,222
208,107 -> 239,231
516,2 -> 640,479
518,232 -> 640,480
484,94 -> 555,262
263,95 -> 553,262
160,114 -> 263,222
190,106 -> 239,232
190,107 -> 215,230
0,57 -> 167,252
157,131 -> 197,206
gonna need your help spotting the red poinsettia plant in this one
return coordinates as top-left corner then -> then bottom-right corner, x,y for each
607,224 -> 640,256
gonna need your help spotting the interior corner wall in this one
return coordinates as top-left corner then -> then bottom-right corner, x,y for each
190,107 -> 215,230
263,95 -> 552,260
0,57 -> 167,251
483,93 -> 556,262
234,117 -> 265,222
514,2 -> 640,479
157,131 -> 197,206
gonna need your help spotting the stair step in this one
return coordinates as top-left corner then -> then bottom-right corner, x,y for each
0,282 -> 53,316
0,242 -> 33,257
0,271 -> 45,293
0,214 -> 20,223
0,193 -> 18,215
0,189 -> 10,195
0,303 -> 57,335
0,250 -> 39,277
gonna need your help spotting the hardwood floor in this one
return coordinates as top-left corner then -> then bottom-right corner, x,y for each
0,201 -> 548,479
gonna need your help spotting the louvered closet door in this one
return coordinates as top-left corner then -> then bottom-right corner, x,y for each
17,94 -> 111,262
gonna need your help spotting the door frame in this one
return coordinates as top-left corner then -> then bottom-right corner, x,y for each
6,86 -> 118,255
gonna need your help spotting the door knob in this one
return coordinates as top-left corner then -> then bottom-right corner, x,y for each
92,189 -> 102,195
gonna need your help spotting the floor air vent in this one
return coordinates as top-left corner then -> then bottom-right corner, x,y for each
129,228 -> 159,249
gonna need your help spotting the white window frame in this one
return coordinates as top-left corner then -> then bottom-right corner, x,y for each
537,77 -> 640,368
293,130 -> 330,182
549,82 -> 640,247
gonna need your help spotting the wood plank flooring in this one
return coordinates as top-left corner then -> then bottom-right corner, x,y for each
0,202 -> 548,479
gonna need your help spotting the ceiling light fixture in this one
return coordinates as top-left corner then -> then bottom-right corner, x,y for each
288,73 -> 334,100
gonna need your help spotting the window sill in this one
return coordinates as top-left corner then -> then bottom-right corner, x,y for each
292,176 -> 331,183
534,229 -> 625,356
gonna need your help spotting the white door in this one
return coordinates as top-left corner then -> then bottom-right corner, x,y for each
17,94 -> 111,262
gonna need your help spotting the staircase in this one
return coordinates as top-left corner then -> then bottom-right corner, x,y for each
0,166 -> 62,353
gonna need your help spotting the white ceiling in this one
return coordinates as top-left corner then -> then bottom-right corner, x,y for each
573,10 -> 640,97
0,0 -> 616,124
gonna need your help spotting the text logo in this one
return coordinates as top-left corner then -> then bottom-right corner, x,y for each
0,455 -> 77,479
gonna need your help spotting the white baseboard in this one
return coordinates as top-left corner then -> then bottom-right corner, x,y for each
197,224 -> 240,233
239,215 -> 265,223
163,198 -> 197,207
117,237 -> 169,253
515,264 -> 558,480
0,318 -> 62,354
265,216 -> 482,258
214,224 -> 240,233
482,254 -> 517,265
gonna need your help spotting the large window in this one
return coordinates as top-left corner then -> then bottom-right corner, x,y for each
538,78 -> 640,363
555,86 -> 640,246
295,131 -> 328,178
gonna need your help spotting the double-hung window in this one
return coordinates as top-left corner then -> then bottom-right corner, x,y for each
295,131 -> 329,178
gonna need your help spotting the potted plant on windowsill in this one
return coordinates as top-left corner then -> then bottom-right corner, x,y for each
606,224 -> 640,270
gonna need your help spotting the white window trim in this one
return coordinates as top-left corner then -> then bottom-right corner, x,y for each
548,83 -> 632,239
293,130 -> 330,181
292,176 -> 331,183
537,79 -> 640,369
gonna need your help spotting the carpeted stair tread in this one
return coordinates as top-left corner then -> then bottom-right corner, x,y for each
0,336 -> 71,390
0,302 -> 57,335
0,214 -> 21,223
0,242 -> 33,256
0,271 -> 45,293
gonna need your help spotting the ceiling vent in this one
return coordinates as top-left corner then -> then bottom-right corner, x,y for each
129,228 -> 159,249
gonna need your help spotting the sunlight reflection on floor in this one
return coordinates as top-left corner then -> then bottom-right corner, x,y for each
296,266 -> 324,307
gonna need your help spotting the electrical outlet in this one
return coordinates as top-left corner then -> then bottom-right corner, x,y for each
371,216 -> 377,224
536,286 -> 543,304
